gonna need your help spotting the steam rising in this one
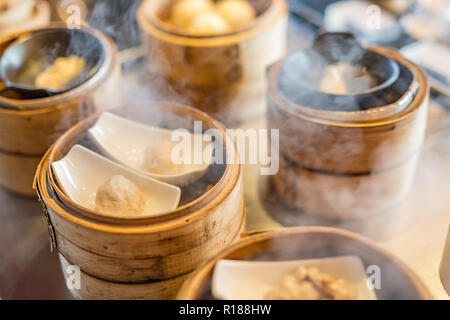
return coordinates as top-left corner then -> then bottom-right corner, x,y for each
1,0 -> 447,300
56,4 -> 449,299
87,0 -> 141,51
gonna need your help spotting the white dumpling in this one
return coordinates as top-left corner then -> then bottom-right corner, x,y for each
319,64 -> 349,94
95,175 -> 147,216
187,11 -> 231,35
143,141 -> 182,175
171,0 -> 215,28
35,55 -> 86,90
216,0 -> 256,30
319,63 -> 376,94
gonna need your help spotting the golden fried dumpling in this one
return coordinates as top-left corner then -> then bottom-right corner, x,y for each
171,0 -> 215,28
216,0 -> 256,30
187,11 -> 231,35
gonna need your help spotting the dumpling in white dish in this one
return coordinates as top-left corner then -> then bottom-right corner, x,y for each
95,175 -> 147,216
143,141 -> 183,175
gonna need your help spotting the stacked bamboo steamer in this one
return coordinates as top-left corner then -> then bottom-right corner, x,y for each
137,0 -> 288,125
177,227 -> 432,299
34,102 -> 245,299
267,33 -> 429,220
0,23 -> 121,196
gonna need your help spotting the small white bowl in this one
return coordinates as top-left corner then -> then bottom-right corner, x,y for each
51,144 -> 181,218
88,112 -> 213,186
212,256 -> 377,300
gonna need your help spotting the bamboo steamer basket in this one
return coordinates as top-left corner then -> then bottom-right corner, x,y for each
267,34 -> 429,219
271,154 -> 419,220
34,102 -> 245,299
0,151 -> 42,195
440,225 -> 450,296
58,253 -> 189,300
0,23 -> 121,196
177,226 -> 432,300
137,0 -> 288,125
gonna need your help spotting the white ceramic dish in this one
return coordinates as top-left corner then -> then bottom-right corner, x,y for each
88,112 -> 213,186
212,255 -> 377,300
52,144 -> 181,218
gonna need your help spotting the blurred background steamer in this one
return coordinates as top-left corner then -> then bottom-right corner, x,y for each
0,23 -> 121,196
0,0 -> 50,37
137,0 -> 288,125
35,102 -> 245,300
267,32 -> 429,220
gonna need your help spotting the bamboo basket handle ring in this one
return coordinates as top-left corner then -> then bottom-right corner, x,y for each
36,185 -> 57,252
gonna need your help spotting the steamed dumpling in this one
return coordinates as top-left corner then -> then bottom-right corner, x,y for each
187,11 -> 231,35
216,0 -> 256,30
35,55 -> 86,90
319,64 -> 348,94
171,0 -> 215,28
264,266 -> 358,300
95,175 -> 147,216
143,141 -> 183,175
319,63 -> 376,94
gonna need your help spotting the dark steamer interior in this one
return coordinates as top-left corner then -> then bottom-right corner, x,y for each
196,232 -> 426,300
277,33 -> 415,112
52,103 -> 227,210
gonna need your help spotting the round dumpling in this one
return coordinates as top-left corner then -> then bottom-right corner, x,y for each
171,0 -> 215,28
95,175 -> 147,216
187,11 -> 231,35
143,141 -> 183,175
216,0 -> 256,30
